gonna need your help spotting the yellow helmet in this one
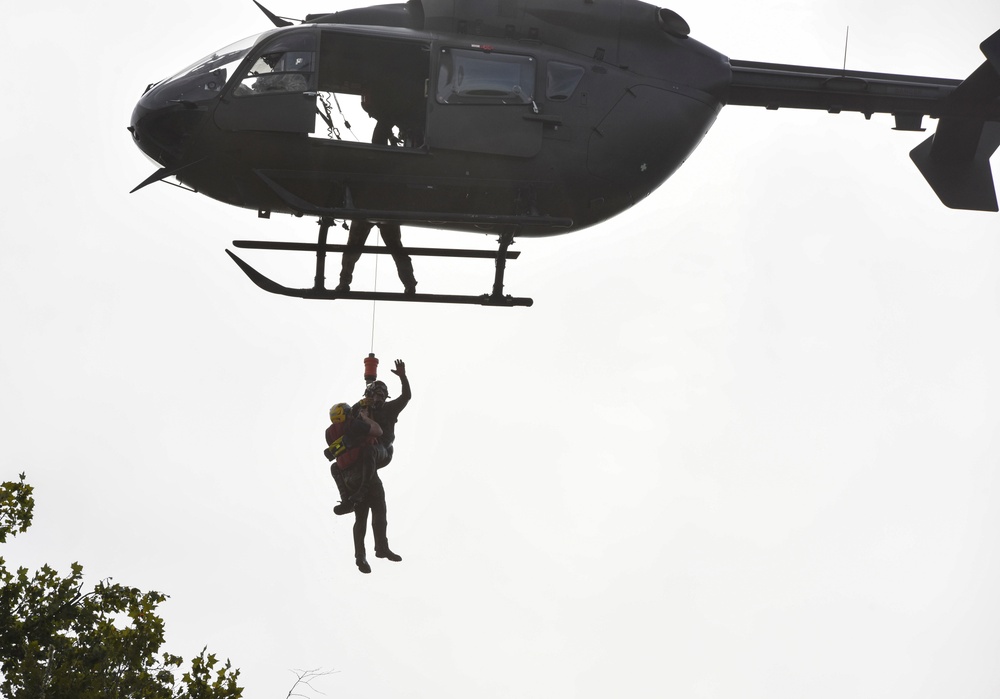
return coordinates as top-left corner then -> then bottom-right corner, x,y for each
329,402 -> 351,424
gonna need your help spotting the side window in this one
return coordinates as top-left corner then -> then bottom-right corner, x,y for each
546,61 -> 584,101
233,34 -> 316,96
436,48 -> 534,105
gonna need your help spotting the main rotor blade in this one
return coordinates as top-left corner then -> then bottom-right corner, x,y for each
253,0 -> 295,27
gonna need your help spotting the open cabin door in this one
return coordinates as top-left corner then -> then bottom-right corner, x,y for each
215,29 -> 318,133
313,30 -> 431,147
427,47 -> 543,157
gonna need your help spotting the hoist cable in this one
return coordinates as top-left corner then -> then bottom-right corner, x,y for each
369,236 -> 380,354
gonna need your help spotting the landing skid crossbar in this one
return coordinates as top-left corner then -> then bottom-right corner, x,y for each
226,220 -> 533,307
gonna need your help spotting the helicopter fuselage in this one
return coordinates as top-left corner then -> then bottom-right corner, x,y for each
127,1 -> 1000,304
130,3 -> 730,236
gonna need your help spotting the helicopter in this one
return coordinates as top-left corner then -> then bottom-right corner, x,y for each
129,0 -> 1000,307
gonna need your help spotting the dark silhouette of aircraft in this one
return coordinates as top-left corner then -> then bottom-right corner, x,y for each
129,0 -> 1000,306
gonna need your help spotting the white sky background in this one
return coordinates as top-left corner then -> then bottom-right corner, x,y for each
2,0 -> 1000,696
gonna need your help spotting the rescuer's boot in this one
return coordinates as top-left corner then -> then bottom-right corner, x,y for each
375,546 -> 402,562
356,556 -> 371,574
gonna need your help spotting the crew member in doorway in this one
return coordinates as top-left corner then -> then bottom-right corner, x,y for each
335,88 -> 422,295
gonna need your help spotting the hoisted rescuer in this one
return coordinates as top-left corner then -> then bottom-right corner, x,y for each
325,355 -> 412,574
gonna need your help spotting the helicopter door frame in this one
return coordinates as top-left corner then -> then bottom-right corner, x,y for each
214,28 -> 319,134
313,29 -> 432,148
426,45 -> 543,157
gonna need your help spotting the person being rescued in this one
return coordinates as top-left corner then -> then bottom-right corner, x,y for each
325,401 -> 381,514
324,363 -> 409,573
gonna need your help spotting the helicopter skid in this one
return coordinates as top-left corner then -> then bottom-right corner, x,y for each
227,224 -> 533,306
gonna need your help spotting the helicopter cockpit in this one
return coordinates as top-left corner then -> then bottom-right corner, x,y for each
133,21 -> 583,167
199,26 -> 432,147
131,25 -> 438,170
138,33 -> 264,110
131,32 -> 271,163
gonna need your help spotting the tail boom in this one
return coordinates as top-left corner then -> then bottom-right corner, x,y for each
727,28 -> 1000,211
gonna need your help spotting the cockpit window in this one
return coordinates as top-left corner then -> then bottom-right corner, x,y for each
153,33 -> 262,103
233,32 -> 317,96
436,48 -> 534,105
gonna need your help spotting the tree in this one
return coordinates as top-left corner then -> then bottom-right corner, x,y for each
0,473 -> 243,698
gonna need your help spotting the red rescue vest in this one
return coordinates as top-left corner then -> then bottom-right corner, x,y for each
325,420 -> 371,469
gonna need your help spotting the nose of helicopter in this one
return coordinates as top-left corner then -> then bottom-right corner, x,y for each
128,90 -> 209,169
128,33 -> 260,169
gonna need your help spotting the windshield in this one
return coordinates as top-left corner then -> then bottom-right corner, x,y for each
150,33 -> 264,102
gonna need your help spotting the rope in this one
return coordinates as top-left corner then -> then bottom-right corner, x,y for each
369,236 -> 380,354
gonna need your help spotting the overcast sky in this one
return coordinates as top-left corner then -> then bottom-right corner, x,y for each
3,0 -> 1000,697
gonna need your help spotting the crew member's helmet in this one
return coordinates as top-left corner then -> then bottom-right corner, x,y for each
329,402 -> 352,423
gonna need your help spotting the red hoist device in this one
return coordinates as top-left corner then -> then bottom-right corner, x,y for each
363,353 -> 379,387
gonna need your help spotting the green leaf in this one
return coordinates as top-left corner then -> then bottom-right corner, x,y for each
0,476 -> 244,699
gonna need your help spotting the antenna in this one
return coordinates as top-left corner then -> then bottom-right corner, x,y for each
843,26 -> 850,72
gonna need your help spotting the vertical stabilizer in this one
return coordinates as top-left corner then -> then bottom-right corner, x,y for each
909,29 -> 1000,212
